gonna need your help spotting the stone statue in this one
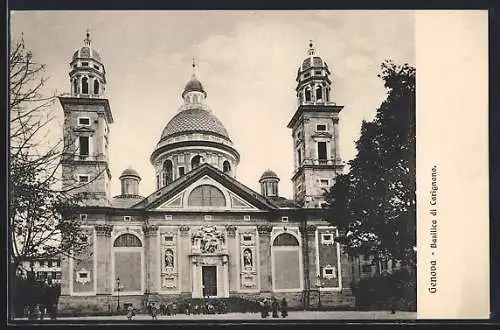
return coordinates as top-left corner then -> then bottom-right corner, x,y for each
191,225 -> 226,254
164,249 -> 174,269
243,249 -> 252,268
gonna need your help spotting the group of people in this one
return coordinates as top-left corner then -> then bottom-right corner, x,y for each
259,297 -> 288,319
135,300 -> 228,320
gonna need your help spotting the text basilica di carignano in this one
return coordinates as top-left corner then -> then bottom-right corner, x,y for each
56,32 -> 383,314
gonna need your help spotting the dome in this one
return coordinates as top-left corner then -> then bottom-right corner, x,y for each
182,76 -> 206,98
119,167 -> 141,180
260,169 -> 279,181
72,46 -> 102,62
301,56 -> 324,71
160,108 -> 231,142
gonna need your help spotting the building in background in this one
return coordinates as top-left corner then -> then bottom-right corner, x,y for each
57,32 -> 362,313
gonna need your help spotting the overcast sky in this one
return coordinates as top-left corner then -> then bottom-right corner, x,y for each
11,10 -> 415,199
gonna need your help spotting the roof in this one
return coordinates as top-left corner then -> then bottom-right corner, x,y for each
267,196 -> 301,208
159,108 -> 231,142
260,170 -> 279,181
132,163 -> 281,211
72,46 -> 102,62
182,76 -> 206,98
119,167 -> 141,180
112,195 -> 144,208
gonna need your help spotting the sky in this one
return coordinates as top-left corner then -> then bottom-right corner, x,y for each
10,10 -> 415,199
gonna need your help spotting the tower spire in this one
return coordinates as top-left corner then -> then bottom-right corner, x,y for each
84,29 -> 91,47
192,57 -> 197,77
308,40 -> 315,56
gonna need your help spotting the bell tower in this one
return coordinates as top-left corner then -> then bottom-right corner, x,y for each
287,41 -> 344,208
59,31 -> 113,206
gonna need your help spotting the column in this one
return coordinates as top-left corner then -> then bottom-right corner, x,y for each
143,224 -> 159,294
95,224 -> 113,294
300,224 -> 317,310
179,225 -> 191,294
225,225 -> 238,292
257,225 -> 273,292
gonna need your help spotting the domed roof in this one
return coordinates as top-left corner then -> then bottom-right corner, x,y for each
182,76 -> 206,97
260,169 -> 279,181
119,167 -> 141,179
72,46 -> 102,62
160,108 -> 231,141
72,32 -> 102,62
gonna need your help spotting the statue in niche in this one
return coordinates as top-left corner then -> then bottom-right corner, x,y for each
164,249 -> 174,269
243,249 -> 253,268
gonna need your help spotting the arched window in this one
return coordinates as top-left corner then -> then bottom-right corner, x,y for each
163,160 -> 174,186
114,233 -> 142,247
223,160 -> 231,174
273,233 -> 299,246
93,79 -> 99,95
81,77 -> 89,94
191,155 -> 203,169
315,85 -> 322,101
304,87 -> 311,102
73,79 -> 78,94
188,184 -> 226,207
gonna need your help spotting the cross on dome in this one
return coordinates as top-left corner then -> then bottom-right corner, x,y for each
84,29 -> 91,47
308,40 -> 315,56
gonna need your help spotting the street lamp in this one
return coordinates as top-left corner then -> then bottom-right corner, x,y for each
315,274 -> 323,310
116,277 -> 122,313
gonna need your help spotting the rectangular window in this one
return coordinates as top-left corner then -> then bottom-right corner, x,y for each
178,166 -> 185,176
156,175 -> 160,189
317,142 -> 327,160
204,215 -> 213,221
164,236 -> 173,242
243,235 -> 252,241
297,149 -> 302,165
320,179 -> 329,186
80,214 -> 88,221
78,175 -> 89,183
93,64 -> 100,70
315,70 -> 322,75
78,117 -> 91,126
123,216 -> 131,222
164,215 -> 173,221
304,72 -> 311,78
56,260 -> 61,267
79,136 -> 89,156
79,272 -> 88,279
81,62 -> 89,66
321,233 -> 334,244
244,215 -> 251,221
380,260 -> 389,271
281,216 -> 289,223
317,124 -> 327,131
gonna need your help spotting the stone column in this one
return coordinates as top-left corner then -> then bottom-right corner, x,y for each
143,224 -> 159,294
179,225 -> 191,294
299,224 -> 317,309
257,225 -> 273,292
95,224 -> 113,294
225,225 -> 238,292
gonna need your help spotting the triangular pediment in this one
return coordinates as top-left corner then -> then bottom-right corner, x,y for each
137,163 -> 278,211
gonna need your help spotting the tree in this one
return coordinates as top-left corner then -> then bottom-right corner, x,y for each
9,34 -> 100,318
324,60 -> 416,267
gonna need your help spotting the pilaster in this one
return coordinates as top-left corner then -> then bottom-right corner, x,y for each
95,224 -> 113,294
257,224 -> 273,292
225,225 -> 238,292
179,225 -> 191,293
143,224 -> 159,294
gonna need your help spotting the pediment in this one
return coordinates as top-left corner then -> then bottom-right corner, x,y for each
155,175 -> 260,211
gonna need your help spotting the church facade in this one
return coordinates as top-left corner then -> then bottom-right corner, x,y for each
58,34 -> 356,313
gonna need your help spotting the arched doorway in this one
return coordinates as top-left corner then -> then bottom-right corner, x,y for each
113,233 -> 143,295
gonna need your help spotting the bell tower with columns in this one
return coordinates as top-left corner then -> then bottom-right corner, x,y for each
59,31 -> 113,206
287,41 -> 344,208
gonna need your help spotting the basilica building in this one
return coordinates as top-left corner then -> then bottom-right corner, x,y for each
58,34 -> 356,313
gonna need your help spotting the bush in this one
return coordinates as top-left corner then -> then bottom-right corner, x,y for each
351,269 -> 416,311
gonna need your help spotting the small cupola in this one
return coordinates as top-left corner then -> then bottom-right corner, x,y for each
69,30 -> 106,98
259,169 -> 280,197
119,167 -> 141,196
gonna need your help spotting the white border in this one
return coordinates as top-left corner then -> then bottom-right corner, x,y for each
111,228 -> 145,296
315,226 -> 342,292
270,227 -> 304,293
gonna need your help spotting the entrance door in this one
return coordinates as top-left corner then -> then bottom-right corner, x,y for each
202,266 -> 217,297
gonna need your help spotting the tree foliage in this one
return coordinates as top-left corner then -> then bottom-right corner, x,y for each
324,60 -> 416,266
9,35 -> 92,268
